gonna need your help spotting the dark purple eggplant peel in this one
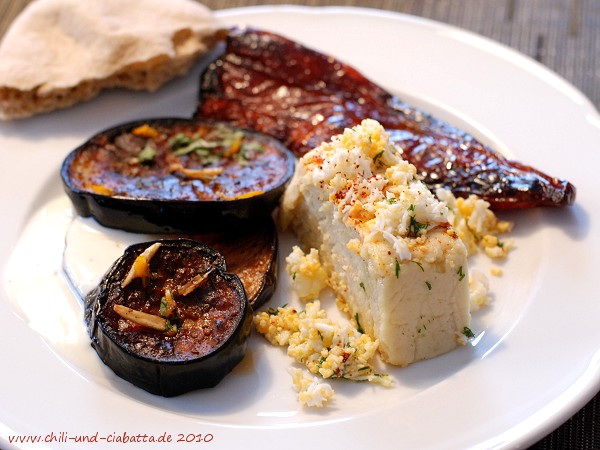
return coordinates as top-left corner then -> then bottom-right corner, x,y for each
194,28 -> 576,210
61,117 -> 295,233
84,239 -> 252,397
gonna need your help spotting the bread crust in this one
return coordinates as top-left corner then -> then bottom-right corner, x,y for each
0,0 -> 221,120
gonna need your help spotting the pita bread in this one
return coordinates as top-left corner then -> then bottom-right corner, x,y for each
0,0 -> 221,120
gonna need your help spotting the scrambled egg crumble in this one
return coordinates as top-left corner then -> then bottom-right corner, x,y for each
468,269 -> 491,312
254,301 -> 392,406
290,368 -> 334,407
285,246 -> 328,301
436,188 -> 514,308
436,189 -> 514,260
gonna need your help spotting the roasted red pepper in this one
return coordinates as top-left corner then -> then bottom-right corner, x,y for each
195,28 -> 575,210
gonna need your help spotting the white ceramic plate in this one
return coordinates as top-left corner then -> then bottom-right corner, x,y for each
1,6 -> 599,450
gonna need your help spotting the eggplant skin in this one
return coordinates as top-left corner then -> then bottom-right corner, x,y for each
190,216 -> 278,308
84,239 -> 253,397
61,117 -> 295,234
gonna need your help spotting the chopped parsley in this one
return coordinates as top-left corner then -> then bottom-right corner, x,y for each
354,313 -> 364,334
373,150 -> 385,165
463,327 -> 475,339
406,204 -> 429,237
412,261 -> 424,272
457,266 -> 466,281
159,296 -> 168,317
360,282 -> 366,292
168,133 -> 192,150
395,258 -> 400,278
164,320 -> 178,334
425,281 -> 432,290
171,136 -> 219,156
266,304 -> 287,316
408,214 -> 428,238
138,145 -> 156,163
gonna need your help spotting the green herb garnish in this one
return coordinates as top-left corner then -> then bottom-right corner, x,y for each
408,215 -> 428,238
159,296 -> 168,317
266,307 -> 280,316
138,145 -> 156,163
373,150 -> 385,165
164,320 -> 178,334
168,133 -> 192,150
463,327 -> 475,339
172,138 -> 219,156
412,261 -> 424,272
354,313 -> 364,334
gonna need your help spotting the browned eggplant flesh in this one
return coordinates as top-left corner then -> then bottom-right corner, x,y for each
61,118 -> 295,233
84,239 -> 252,397
189,216 -> 278,309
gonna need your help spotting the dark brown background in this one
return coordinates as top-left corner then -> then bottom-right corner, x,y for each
1,1 -> 598,448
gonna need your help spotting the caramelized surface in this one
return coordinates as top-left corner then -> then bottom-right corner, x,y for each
195,28 -> 575,210
96,240 -> 244,362
190,217 -> 277,308
67,119 -> 291,201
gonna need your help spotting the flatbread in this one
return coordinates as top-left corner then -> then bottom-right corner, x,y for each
0,0 -> 221,120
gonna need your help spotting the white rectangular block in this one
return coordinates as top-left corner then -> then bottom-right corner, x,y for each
281,119 -> 471,366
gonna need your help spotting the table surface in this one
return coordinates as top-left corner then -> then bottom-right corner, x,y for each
1,1 -> 598,449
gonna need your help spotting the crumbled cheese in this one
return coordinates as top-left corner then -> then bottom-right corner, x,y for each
254,301 -> 392,387
290,368 -> 334,407
285,246 -> 328,301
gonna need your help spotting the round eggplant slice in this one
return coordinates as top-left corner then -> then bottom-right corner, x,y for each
190,216 -> 278,308
61,118 -> 295,233
84,239 -> 252,397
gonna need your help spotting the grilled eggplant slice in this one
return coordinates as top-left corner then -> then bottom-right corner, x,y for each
61,118 -> 295,233
190,217 -> 278,308
84,239 -> 252,397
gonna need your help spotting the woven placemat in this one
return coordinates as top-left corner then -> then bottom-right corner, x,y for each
531,395 -> 600,449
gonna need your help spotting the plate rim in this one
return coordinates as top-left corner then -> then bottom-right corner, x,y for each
1,5 -> 599,450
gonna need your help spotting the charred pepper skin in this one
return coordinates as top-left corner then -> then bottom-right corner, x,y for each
195,28 -> 575,210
